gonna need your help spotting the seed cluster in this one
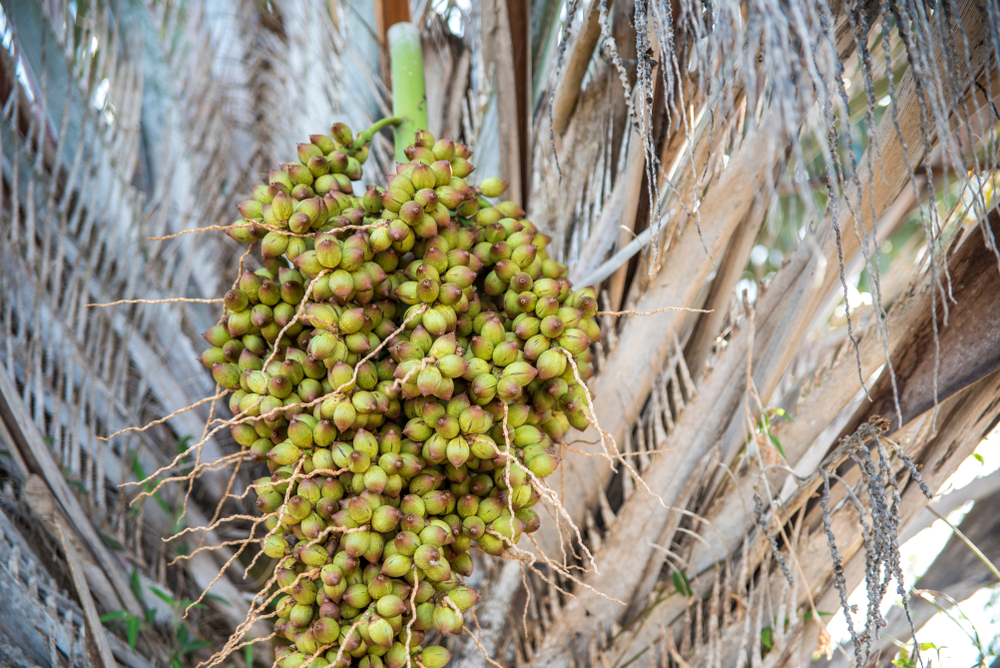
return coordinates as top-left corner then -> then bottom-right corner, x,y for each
199,123 -> 598,668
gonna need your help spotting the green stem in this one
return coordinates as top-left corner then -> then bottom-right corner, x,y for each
354,116 -> 404,150
388,22 -> 429,162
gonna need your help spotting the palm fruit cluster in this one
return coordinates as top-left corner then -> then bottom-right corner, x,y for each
198,122 -> 599,668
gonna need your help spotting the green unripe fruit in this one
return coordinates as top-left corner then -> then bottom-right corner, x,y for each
534,296 -> 560,319
260,232 -> 291,258
256,278 -> 281,306
413,544 -> 441,570
235,420 -> 257,448
314,237 -> 343,269
421,560 -> 452,582
343,530 -> 371,558
364,532 -> 386,564
510,244 -> 538,269
446,436 -> 469,468
430,160 -> 453,187
399,201 -> 424,227
554,306 -> 582,329
513,424 -> 543,447
320,564 -> 344,590
382,188 -> 411,213
420,521 -> 452,546
308,331 -> 340,360
199,347 -> 226,368
559,327 -> 591,354
433,139 -> 456,161
320,477 -> 344,502
343,583 -> 371,609
421,308 -> 448,336
287,416 -> 315,448
410,164 -> 436,191
495,460 -> 529,488
268,374 -> 293,399
411,579 -> 434,605
450,156 -> 474,178
536,348 -> 568,379
224,288 -> 250,313
367,572 -> 393,599
469,336 -> 494,361
412,601 -> 435,631
269,169 -> 293,193
421,435 -> 447,466
420,647 -> 451,668
403,417 -> 432,443
458,405 -> 491,434
297,477 -> 321,504
267,441 -> 302,466
256,490 -> 283,513
284,495 -> 312,523
497,376 -> 522,401
527,450 -> 559,478
352,429 -> 379,458
491,340 -> 519,367
272,191 -> 295,220
495,199 -> 524,218
315,497 -> 337,519
292,579 -> 318,605
477,496 -> 504,523
469,434 -> 498,460
293,629 -> 319,656
334,402 -> 358,432
457,494 -> 479,518
330,122 -> 353,146
423,489 -> 453,515
289,602 -> 315,629
503,361 -> 538,387
480,318 -> 505,345
364,465 -> 389,493
415,277 -> 439,303
376,595 -> 406,618
461,515 -> 486,539
540,315 -> 565,339
347,497 -> 373,525
433,605 -> 463,635
516,507 -> 542,533
212,362 -> 241,388
521,334 -> 549,361
313,617 -> 341,644
298,142 -> 323,163
509,484 -> 533,508
470,374 -> 498,403
371,504 -> 401,532
385,643 -> 408,668
348,450 -> 372,475
477,531 -> 505,556
491,513 -> 524,542
417,366 -> 443,396
264,535 -> 289,558
381,553 -> 412,578
393,530 -> 420,556
566,408 -> 591,430
448,586 -> 480,613
479,177 -> 508,198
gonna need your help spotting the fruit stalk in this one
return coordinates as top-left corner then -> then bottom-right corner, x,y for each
388,22 -> 429,162
353,117 -> 404,150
